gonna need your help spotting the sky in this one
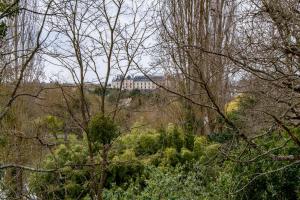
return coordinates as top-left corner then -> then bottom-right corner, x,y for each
40,0 -> 158,84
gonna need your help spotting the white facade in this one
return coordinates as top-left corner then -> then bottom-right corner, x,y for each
111,75 -> 164,90
134,81 -> 158,90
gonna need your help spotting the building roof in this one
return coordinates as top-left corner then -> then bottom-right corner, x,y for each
113,75 -> 124,81
113,75 -> 164,82
133,76 -> 148,81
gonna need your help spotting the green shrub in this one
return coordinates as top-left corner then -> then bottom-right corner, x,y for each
193,136 -> 208,158
135,133 -> 161,155
184,132 -> 195,150
166,124 -> 184,151
209,131 -> 234,143
88,114 -> 119,144
162,147 -> 179,166
29,142 -> 91,199
28,122 -> 300,200
204,143 -> 221,157
103,164 -> 213,200
180,148 -> 194,162
114,133 -> 138,154
199,143 -> 221,163
108,149 -> 144,187
118,149 -> 137,161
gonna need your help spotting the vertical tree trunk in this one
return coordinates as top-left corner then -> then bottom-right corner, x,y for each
160,0 -> 236,135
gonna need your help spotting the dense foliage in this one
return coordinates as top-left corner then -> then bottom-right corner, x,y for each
0,0 -> 299,199
28,119 -> 300,199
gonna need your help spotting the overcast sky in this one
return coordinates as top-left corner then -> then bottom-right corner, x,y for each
40,0 -> 157,84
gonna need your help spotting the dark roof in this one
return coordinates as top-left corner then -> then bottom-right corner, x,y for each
113,75 -> 164,82
133,76 -> 148,81
151,76 -> 165,81
133,75 -> 164,81
113,75 -> 124,81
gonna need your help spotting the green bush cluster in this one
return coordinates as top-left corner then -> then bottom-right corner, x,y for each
112,124 -> 220,167
29,137 -> 91,199
104,135 -> 300,200
28,120 -> 300,200
88,114 -> 119,145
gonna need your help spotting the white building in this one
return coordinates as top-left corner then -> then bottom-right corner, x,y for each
111,75 -> 165,90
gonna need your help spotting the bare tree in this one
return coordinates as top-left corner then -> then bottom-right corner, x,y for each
0,0 -> 53,121
146,0 -> 300,162
227,0 -> 300,160
45,0 -> 154,198
0,1 -> 54,199
149,0 -> 237,135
